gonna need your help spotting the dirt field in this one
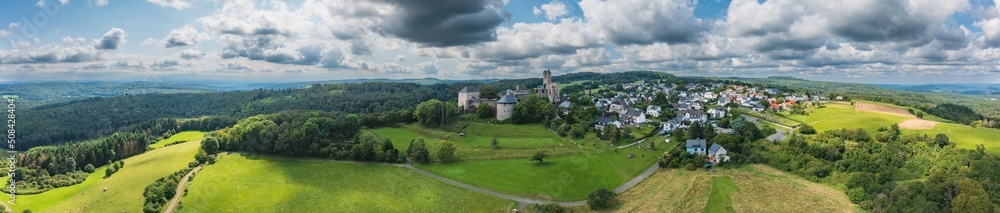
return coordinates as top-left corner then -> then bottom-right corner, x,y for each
855,102 -> 915,118
607,165 -> 856,213
898,118 -> 938,130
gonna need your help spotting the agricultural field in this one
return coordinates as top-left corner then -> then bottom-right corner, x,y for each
903,123 -> 1000,153
2,138 -> 202,212
784,101 -> 999,153
150,131 -> 205,148
777,102 -> 854,125
609,165 -> 855,213
414,144 -> 661,201
179,153 -> 514,213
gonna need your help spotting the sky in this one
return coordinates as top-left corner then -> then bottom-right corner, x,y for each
1,0 -> 999,84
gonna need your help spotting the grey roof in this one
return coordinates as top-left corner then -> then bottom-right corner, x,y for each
709,143 -> 724,155
626,108 -> 644,117
460,86 -> 479,93
498,94 -> 518,104
685,139 -> 706,148
559,101 -> 571,108
596,117 -> 614,124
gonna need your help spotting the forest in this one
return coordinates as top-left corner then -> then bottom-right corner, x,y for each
18,71 -> 678,149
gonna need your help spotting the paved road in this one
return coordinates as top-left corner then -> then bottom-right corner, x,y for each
164,166 -> 202,213
741,114 -> 792,142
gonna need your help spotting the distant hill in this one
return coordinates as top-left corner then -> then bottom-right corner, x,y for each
876,84 -> 1000,95
0,82 -> 215,107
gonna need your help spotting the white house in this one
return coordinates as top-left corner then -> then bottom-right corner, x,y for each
625,108 -> 647,124
678,110 -> 708,123
646,105 -> 662,118
707,108 -> 726,119
708,143 -> 730,163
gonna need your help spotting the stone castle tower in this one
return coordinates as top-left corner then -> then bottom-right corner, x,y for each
496,92 -> 517,120
541,70 -> 560,103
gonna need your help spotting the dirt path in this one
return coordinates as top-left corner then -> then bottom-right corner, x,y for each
899,118 -> 938,129
163,166 -> 202,213
855,102 -> 916,118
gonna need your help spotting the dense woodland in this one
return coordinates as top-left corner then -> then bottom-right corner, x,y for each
8,132 -> 150,194
18,82 -> 456,149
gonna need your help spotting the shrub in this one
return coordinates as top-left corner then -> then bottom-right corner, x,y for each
587,188 -> 617,210
798,124 -> 817,134
533,203 -> 565,213
83,164 -> 95,173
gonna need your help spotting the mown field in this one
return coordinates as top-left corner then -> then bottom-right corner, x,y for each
606,165 -> 856,213
150,131 -> 205,148
2,138 -> 202,212
705,176 -> 740,213
179,153 -> 514,213
414,144 -> 662,201
787,101 -> 999,153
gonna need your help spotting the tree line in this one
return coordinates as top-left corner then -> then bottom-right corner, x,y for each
18,82 -> 457,149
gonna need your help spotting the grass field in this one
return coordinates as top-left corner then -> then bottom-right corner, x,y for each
414,144 -> 661,201
370,123 -> 578,161
808,109 -> 910,133
2,138 -> 202,212
903,123 -> 1000,153
609,165 -> 855,213
180,153 -> 513,213
778,103 -> 855,125
610,169 -> 711,212
704,176 -> 739,213
150,131 -> 205,148
786,101 -> 999,153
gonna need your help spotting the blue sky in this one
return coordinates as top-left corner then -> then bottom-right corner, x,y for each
0,0 -> 999,84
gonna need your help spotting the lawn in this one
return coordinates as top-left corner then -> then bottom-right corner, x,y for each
904,123 -> 1000,153
608,165 -> 855,213
704,176 -> 739,213
414,145 -> 661,201
150,131 -> 205,148
179,153 -> 513,213
2,138 -> 202,212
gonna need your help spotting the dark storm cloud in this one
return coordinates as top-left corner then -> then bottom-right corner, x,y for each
380,0 -> 505,47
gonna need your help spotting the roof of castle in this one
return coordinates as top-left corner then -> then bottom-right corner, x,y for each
498,93 -> 518,104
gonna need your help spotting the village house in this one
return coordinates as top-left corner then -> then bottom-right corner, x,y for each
708,143 -> 730,163
685,139 -> 707,155
645,105 -> 662,118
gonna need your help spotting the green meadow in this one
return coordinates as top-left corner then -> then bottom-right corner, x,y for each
903,123 -> 1000,153
787,101 -> 999,153
371,123 -> 578,161
3,138 -> 202,212
704,176 -> 740,213
150,131 -> 205,149
414,144 -> 661,201
179,153 -> 513,213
